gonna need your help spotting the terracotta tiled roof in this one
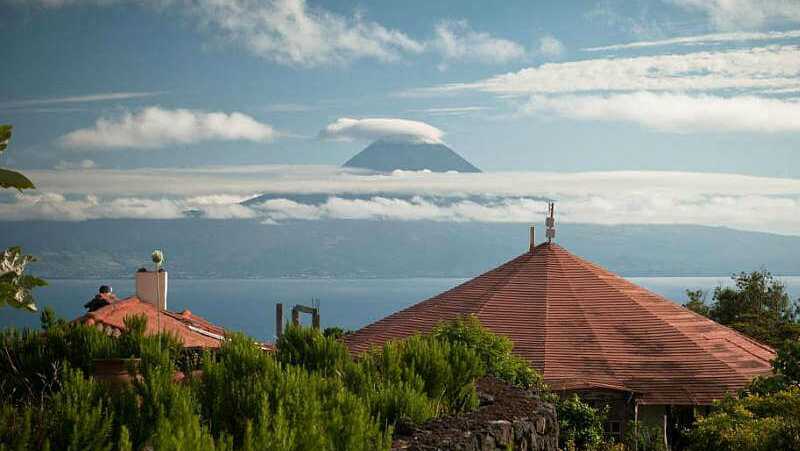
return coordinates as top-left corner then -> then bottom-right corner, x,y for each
78,296 -> 226,348
344,243 -> 776,405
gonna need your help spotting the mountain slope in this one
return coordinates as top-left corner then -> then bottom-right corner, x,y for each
2,220 -> 799,278
343,140 -> 481,172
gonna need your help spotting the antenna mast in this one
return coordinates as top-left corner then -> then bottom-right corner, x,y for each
546,202 -> 555,243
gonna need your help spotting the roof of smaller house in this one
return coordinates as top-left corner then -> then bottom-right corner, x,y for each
78,296 -> 226,348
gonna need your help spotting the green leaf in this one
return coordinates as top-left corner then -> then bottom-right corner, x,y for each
0,168 -> 35,190
1,246 -> 45,312
0,124 -> 10,153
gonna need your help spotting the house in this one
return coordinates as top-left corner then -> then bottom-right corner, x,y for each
344,219 -> 775,447
77,269 -> 226,348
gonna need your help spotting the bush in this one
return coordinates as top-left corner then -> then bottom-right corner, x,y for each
200,333 -> 391,450
275,324 -> 350,377
431,314 -> 545,391
557,394 -> 607,451
0,313 -> 544,450
623,421 -> 666,451
47,366 -> 114,451
687,389 -> 800,451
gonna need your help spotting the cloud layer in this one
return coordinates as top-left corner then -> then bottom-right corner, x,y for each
432,20 -> 526,65
582,29 -> 800,52
5,166 -> 800,235
183,0 -> 423,67
421,45 -> 800,96
0,91 -> 160,108
60,107 -> 276,149
525,92 -> 800,133
669,0 -> 800,30
319,118 -> 444,143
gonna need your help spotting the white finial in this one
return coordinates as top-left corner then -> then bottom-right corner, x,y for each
546,202 -> 555,243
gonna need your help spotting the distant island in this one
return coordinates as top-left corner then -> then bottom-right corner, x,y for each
343,139 -> 481,173
4,220 -> 800,279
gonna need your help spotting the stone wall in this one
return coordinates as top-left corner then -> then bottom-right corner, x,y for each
392,377 -> 558,451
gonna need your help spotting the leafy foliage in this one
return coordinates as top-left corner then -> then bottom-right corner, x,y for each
686,338 -> 800,451
557,393 -> 607,451
1,125 -> 42,312
1,313 -> 552,450
622,421 -> 666,451
430,314 -> 546,391
0,247 -> 47,312
683,270 -> 800,347
687,389 -> 800,451
0,125 -> 35,191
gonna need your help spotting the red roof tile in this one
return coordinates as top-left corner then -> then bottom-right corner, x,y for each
344,243 -> 776,405
78,296 -> 225,348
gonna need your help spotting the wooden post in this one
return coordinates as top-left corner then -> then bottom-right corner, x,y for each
312,309 -> 320,330
291,307 -> 300,326
275,303 -> 283,338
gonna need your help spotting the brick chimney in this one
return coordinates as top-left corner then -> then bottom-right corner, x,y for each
135,269 -> 168,310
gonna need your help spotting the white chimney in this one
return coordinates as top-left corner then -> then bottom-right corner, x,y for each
136,270 -> 168,310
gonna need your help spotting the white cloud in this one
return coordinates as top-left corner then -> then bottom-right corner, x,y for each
9,166 -> 800,235
414,44 -> 800,96
60,106 -> 276,149
0,191 -> 259,221
523,92 -> 800,133
669,0 -> 800,30
54,159 -> 97,170
249,193 -> 800,234
431,20 -> 526,65
537,35 -> 565,58
11,0 -> 423,66
182,0 -> 423,67
0,193 -> 184,221
405,106 -> 490,116
319,118 -> 444,143
583,29 -> 800,52
0,91 -> 160,108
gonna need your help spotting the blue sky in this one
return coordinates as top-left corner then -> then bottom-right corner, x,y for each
2,0 -> 800,233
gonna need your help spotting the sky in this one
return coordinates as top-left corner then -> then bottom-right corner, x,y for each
2,0 -> 800,234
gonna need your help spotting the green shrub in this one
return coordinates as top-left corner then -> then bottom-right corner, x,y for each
623,421 -> 666,451
359,334 -> 483,417
557,394 -> 607,451
1,314 -> 540,450
687,389 -> 800,451
275,324 -> 350,377
47,366 -> 114,451
431,314 -> 545,391
200,333 -> 390,450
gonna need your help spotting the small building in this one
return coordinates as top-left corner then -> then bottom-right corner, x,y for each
77,269 -> 226,348
344,220 -> 775,448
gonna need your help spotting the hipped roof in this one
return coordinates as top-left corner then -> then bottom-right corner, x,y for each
344,242 -> 775,405
79,296 -> 226,348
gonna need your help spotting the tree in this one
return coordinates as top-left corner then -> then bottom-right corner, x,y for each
687,340 -> 800,451
0,124 -> 44,312
684,289 -> 710,317
684,271 -> 800,348
0,125 -> 35,191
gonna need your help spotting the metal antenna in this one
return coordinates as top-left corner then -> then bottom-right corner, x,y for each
546,202 -> 555,243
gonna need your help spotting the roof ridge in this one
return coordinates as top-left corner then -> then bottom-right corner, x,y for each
473,252 -> 536,317
548,246 -> 622,386
561,248 -> 773,377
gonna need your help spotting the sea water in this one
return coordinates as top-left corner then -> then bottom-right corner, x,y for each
3,276 -> 800,341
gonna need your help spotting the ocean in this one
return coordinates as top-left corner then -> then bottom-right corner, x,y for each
3,276 -> 800,341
